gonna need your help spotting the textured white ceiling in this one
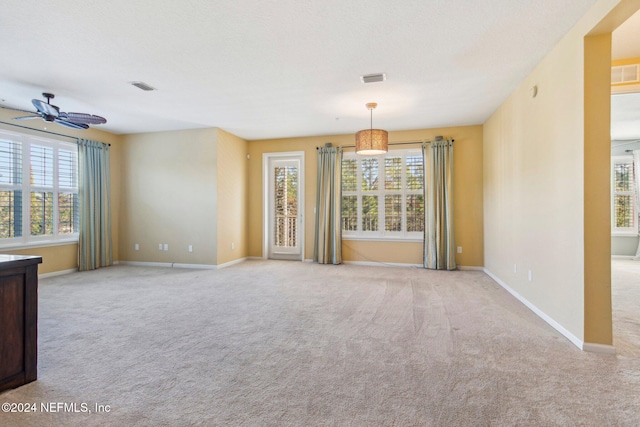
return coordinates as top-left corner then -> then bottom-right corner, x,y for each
0,0 -> 602,139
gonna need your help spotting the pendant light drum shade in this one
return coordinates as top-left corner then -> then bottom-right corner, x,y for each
355,102 -> 388,155
355,129 -> 388,155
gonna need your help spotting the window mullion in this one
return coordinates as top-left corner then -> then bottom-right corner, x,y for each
401,155 -> 407,238
357,157 -> 362,234
22,140 -> 31,241
53,146 -> 59,237
379,154 -> 384,236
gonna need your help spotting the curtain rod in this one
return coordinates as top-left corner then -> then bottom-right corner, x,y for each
317,138 -> 454,150
0,120 -> 111,146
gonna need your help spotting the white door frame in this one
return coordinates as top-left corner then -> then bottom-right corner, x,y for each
262,151 -> 305,260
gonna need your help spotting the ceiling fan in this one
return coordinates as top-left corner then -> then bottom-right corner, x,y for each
13,92 -> 107,130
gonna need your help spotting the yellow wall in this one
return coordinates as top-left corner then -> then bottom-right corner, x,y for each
0,107 -> 123,274
216,129 -> 249,265
585,32 -> 614,346
483,0 -> 638,346
247,125 -> 484,266
119,128 -> 218,265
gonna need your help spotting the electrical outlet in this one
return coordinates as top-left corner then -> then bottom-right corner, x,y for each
158,244 -> 163,250
231,242 -> 235,250
188,245 -> 193,253
134,243 -> 139,251
528,270 -> 533,282
514,264 -> 517,273
163,244 -> 169,251
457,246 -> 462,254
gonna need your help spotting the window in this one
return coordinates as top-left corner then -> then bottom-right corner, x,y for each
0,130 -> 79,248
612,156 -> 637,235
342,149 -> 424,240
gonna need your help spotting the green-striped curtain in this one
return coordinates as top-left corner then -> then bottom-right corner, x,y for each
78,139 -> 112,271
423,140 -> 456,270
313,146 -> 343,264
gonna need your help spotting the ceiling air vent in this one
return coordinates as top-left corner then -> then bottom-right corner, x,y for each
611,65 -> 639,84
130,81 -> 156,91
360,73 -> 386,84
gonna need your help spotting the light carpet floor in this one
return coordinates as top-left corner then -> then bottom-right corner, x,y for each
1,260 -> 639,426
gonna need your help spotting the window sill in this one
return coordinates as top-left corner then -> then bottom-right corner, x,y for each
0,238 -> 79,251
611,232 -> 638,238
343,236 -> 423,243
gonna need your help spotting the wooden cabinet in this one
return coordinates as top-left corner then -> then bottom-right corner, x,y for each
0,255 -> 42,392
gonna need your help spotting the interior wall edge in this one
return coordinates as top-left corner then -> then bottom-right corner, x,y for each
484,268 -> 584,350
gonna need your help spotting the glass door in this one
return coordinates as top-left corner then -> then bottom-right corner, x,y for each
267,155 -> 303,260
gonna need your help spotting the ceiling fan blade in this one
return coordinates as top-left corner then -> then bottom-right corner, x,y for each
59,112 -> 107,125
53,118 -> 89,130
13,115 -> 42,121
32,99 -> 59,117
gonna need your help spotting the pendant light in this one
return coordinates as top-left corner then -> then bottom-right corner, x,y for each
355,102 -> 388,155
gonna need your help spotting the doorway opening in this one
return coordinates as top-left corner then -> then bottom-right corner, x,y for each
610,8 -> 640,355
262,152 -> 305,261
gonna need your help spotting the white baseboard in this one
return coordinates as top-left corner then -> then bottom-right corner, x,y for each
484,268 -> 586,351
118,259 -> 247,270
119,261 -> 174,268
39,268 -> 77,279
343,260 -> 423,268
611,255 -> 637,260
119,261 -> 216,269
582,342 -> 616,354
342,261 -> 484,270
215,257 -> 248,269
172,263 -> 218,269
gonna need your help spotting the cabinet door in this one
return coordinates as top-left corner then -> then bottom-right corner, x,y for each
0,273 -> 25,382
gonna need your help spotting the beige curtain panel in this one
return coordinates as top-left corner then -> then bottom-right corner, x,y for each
423,140 -> 456,270
78,139 -> 113,271
313,146 -> 343,264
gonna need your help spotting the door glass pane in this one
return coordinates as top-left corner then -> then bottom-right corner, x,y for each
30,145 -> 54,187
342,159 -> 357,192
406,194 -> 424,232
274,166 -> 298,247
58,192 -> 78,235
0,140 -> 22,185
406,155 -> 423,190
362,195 -> 378,231
58,148 -> 77,188
614,162 -> 633,192
342,195 -> 357,231
31,191 -> 53,236
0,190 -> 22,238
615,195 -> 633,228
385,194 -> 402,231
361,158 -> 378,191
385,157 -> 402,190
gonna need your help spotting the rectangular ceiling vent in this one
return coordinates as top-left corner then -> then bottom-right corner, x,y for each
611,65 -> 639,85
130,81 -> 157,91
360,73 -> 386,84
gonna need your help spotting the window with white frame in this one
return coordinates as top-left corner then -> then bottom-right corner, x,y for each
341,149 -> 424,240
0,130 -> 79,247
612,156 -> 637,235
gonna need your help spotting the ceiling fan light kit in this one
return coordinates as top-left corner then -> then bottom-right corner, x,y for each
13,93 -> 107,130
